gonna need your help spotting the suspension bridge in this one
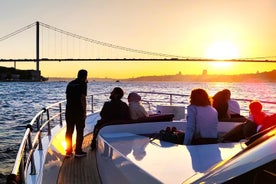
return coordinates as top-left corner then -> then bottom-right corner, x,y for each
1,21 -> 276,77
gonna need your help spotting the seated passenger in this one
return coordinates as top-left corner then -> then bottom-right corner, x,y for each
212,90 -> 230,121
128,92 -> 149,120
247,100 -> 276,132
222,89 -> 243,118
99,87 -> 130,122
260,113 -> 276,132
184,88 -> 218,145
91,87 -> 130,150
221,100 -> 267,142
248,100 -> 267,129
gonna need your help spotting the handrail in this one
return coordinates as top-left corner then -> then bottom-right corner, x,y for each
7,91 -> 276,183
7,93 -> 107,184
9,129 -> 31,182
231,98 -> 276,105
8,100 -> 67,184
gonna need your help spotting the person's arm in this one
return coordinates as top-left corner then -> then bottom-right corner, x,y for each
184,105 -> 196,145
81,94 -> 86,120
139,103 -> 149,117
100,102 -> 108,120
122,102 -> 130,120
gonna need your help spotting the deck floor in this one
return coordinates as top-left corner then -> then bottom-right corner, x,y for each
57,133 -> 101,184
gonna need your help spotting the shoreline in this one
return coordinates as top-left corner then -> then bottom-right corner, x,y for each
47,69 -> 276,83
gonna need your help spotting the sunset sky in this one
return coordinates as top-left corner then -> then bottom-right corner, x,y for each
0,0 -> 276,79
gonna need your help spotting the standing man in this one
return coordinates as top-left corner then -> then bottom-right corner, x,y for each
65,69 -> 88,157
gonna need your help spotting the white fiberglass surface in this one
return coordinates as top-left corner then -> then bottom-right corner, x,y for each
102,133 -> 244,184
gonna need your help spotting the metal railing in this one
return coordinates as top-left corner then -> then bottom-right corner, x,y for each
8,100 -> 66,183
7,92 -> 110,184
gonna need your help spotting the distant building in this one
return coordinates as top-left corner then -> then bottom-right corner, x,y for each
202,69 -> 207,76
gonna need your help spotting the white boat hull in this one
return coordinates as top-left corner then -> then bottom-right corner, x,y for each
96,121 -> 246,184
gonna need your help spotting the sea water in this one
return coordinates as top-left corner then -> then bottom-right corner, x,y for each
0,81 -> 275,183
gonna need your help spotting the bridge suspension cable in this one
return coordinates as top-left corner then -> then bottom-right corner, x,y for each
0,22 -> 36,42
39,22 -> 188,59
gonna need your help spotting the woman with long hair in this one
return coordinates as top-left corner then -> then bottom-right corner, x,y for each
184,88 -> 218,145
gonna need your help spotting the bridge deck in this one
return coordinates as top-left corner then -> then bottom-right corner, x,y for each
57,133 -> 101,184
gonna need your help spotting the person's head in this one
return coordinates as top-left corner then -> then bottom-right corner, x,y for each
222,89 -> 231,99
249,100 -> 263,114
212,90 -> 229,106
77,69 -> 88,82
128,92 -> 141,103
190,88 -> 211,106
110,87 -> 124,100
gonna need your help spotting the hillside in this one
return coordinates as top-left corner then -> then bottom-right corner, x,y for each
124,70 -> 276,82
0,66 -> 48,81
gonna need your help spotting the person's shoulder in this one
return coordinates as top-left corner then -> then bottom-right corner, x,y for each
187,105 -> 197,112
70,78 -> 78,83
105,100 -> 112,104
198,105 -> 215,110
122,101 -> 129,107
187,104 -> 192,109
230,99 -> 239,104
204,105 -> 218,113
128,102 -> 136,107
68,78 -> 82,86
103,101 -> 112,106
66,79 -> 77,89
264,113 -> 276,121
209,105 -> 217,110
67,79 -> 75,85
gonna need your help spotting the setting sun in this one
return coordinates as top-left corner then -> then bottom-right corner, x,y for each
205,41 -> 239,60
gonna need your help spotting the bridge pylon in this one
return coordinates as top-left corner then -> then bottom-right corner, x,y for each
35,21 -> 41,81
36,21 -> 39,72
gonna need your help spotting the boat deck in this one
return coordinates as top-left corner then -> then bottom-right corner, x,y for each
57,133 -> 101,184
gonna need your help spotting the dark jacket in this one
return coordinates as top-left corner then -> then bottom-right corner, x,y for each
100,99 -> 130,122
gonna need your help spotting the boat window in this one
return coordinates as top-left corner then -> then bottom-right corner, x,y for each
232,127 -> 276,159
208,128 -> 276,175
246,125 -> 276,146
223,160 -> 276,184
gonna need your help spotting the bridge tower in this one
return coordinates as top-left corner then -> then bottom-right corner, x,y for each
36,21 -> 39,72
35,21 -> 41,81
